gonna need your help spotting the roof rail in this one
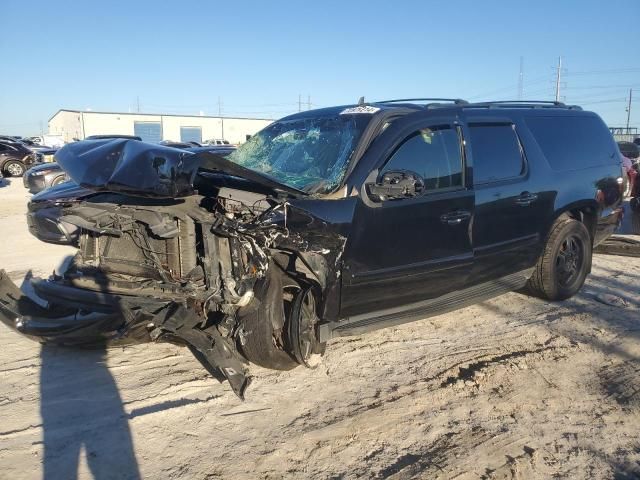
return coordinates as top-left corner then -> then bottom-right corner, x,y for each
465,100 -> 582,110
375,98 -> 469,105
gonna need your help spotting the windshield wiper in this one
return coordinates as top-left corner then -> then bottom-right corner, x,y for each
196,152 -> 308,197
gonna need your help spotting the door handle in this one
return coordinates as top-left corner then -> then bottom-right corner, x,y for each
440,210 -> 471,225
515,192 -> 538,206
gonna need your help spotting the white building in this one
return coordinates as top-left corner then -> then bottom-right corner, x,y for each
48,109 -> 274,144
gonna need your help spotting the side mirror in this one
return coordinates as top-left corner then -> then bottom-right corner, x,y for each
366,170 -> 424,202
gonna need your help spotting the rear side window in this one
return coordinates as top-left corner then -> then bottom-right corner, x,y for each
526,115 -> 616,171
382,125 -> 463,191
468,124 -> 524,184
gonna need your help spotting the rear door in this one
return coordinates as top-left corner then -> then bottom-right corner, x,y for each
341,119 -> 474,317
463,118 -> 544,285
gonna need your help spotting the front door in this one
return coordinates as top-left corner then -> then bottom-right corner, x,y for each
341,122 -> 474,317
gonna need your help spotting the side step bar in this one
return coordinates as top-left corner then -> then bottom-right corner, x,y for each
318,269 -> 533,342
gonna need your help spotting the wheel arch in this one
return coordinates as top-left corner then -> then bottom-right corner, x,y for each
550,200 -> 599,245
270,249 -> 327,298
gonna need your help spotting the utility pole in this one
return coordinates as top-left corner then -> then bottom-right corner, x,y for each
218,96 -> 224,140
307,94 -> 311,110
554,56 -> 562,102
298,94 -> 302,112
626,88 -> 633,131
518,56 -> 524,100
137,96 -> 140,113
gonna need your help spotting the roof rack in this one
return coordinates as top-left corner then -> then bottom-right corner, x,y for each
375,98 -> 469,106
464,100 -> 582,110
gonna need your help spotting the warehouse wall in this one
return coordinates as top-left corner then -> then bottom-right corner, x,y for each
48,111 -> 84,142
48,110 -> 273,144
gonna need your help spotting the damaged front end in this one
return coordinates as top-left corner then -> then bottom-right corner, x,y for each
1,139 -> 345,398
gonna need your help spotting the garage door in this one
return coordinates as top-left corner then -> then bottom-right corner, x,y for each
180,127 -> 202,143
134,122 -> 162,143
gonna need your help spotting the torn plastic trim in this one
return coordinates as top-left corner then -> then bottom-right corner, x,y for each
148,303 -> 251,399
31,276 -> 168,313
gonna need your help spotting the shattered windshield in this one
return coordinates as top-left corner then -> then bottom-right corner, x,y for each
226,114 -> 371,193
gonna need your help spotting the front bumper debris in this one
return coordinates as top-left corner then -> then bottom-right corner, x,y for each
0,270 -> 251,398
0,270 -> 124,344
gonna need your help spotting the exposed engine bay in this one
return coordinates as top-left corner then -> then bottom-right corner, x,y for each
0,139 -> 348,398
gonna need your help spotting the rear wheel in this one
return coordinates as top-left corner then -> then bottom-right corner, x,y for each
526,218 -> 591,301
3,160 -> 25,177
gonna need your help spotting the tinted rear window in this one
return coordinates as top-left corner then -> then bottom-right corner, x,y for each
468,124 -> 524,184
526,115 -> 616,171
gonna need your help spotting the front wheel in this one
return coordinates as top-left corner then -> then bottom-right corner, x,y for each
3,160 -> 25,177
237,266 -> 326,370
526,218 -> 591,301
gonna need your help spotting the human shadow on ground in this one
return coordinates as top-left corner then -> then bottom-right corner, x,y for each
40,344 -> 140,480
18,261 -> 142,480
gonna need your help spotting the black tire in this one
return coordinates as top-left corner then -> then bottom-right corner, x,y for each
2,160 -> 25,177
526,218 -> 591,301
237,267 -> 299,370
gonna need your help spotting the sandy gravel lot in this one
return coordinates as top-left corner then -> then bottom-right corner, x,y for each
0,178 -> 639,479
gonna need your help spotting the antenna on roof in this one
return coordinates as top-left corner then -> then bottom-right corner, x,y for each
358,96 -> 365,105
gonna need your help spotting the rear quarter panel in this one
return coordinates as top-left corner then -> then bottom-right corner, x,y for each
517,110 -> 623,248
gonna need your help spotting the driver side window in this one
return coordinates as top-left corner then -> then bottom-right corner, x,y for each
382,125 -> 463,191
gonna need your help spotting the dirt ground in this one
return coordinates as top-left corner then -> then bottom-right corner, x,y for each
0,178 -> 639,480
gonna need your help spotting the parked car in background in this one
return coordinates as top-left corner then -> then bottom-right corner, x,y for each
19,137 -> 59,153
617,141 -> 639,198
23,162 -> 68,193
31,147 -> 58,163
0,141 -> 39,176
159,140 -> 202,149
24,135 -> 65,149
203,138 -> 231,145
84,134 -> 142,141
188,145 -> 236,156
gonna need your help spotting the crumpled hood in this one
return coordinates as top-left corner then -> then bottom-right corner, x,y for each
55,139 -> 202,198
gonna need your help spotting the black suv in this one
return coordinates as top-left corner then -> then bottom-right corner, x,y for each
0,99 -> 624,397
0,140 -> 39,176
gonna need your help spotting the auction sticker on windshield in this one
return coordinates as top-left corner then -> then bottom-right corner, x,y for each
340,106 -> 381,115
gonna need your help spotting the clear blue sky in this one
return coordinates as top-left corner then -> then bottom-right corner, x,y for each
1,0 -> 639,135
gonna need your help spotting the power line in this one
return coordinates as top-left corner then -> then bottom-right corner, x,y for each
565,67 -> 640,76
565,83 -> 640,90
578,98 -> 627,106
468,74 -> 551,100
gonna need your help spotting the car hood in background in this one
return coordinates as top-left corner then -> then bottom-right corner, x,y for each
26,162 -> 63,174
